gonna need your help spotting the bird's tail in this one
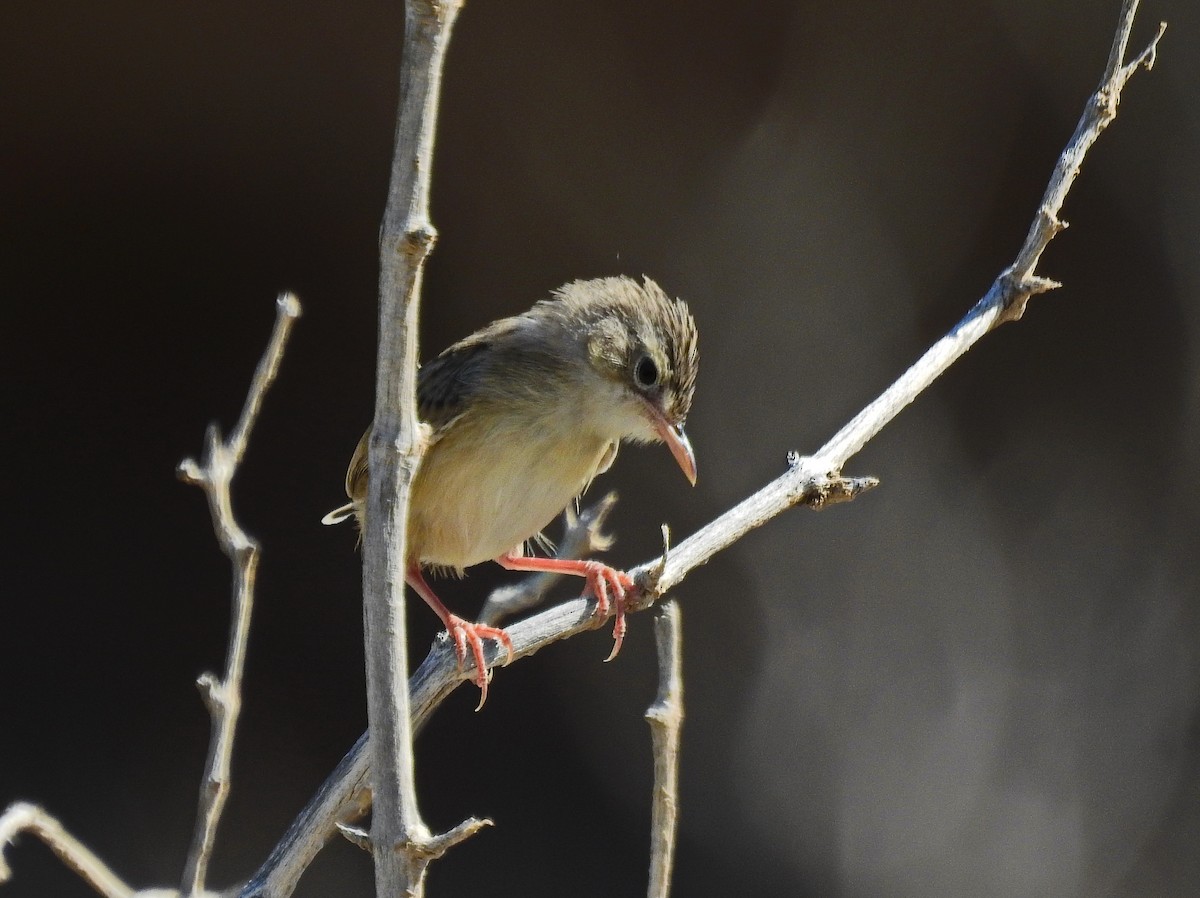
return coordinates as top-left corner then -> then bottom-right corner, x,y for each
321,502 -> 356,526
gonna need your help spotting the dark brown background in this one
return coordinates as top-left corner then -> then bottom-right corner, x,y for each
4,1 -> 1199,895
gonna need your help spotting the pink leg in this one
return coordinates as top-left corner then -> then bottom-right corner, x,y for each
494,552 -> 635,661
406,564 -> 514,709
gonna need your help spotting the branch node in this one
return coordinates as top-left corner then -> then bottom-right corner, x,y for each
798,473 -> 880,510
1027,275 -> 1063,295
997,271 -> 1063,324
196,672 -> 222,712
341,815 -> 490,863
276,292 -> 303,320
336,823 -> 372,853
401,224 -> 438,256
635,524 -> 673,607
177,458 -> 204,485
416,817 -> 494,862
816,475 -> 880,508
1126,21 -> 1167,77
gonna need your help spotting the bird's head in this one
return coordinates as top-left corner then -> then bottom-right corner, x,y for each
551,276 -> 699,485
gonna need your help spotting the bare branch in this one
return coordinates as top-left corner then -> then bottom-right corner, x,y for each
239,4 -> 1165,895
360,0 -> 473,895
176,294 -> 301,897
645,603 -> 684,898
1003,0 -> 1166,318
479,493 -> 619,626
0,804 -> 135,898
3,298 -> 298,896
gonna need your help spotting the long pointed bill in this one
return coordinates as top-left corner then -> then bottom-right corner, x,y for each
649,410 -> 697,486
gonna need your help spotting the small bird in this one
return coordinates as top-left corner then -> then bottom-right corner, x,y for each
325,276 -> 698,704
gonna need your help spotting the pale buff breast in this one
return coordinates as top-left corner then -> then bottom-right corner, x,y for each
407,405 -> 615,571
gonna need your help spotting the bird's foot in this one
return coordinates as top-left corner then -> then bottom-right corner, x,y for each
578,560 -> 635,661
446,615 -> 514,710
493,552 -> 636,661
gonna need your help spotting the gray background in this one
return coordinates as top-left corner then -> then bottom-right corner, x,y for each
4,1 -> 1199,895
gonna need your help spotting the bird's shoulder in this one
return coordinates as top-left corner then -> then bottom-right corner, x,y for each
417,325 -> 499,429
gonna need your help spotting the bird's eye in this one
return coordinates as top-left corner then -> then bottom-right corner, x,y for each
634,354 -> 660,388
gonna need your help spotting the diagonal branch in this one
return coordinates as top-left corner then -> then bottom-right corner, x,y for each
1002,2 -> 1165,317
238,3 -> 1164,895
648,0 -> 1164,593
0,804 -> 135,898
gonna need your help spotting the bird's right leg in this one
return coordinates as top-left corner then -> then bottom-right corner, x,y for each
406,564 -> 514,709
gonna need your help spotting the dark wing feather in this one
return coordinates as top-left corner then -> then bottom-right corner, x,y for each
416,313 -> 531,424
416,337 -> 491,428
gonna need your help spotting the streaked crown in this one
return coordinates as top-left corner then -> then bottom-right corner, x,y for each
548,276 -> 698,427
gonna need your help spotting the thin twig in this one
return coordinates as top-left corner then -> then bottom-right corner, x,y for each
238,4 -> 1164,895
176,294 -> 301,897
645,603 -> 684,898
2,298 -> 299,897
0,804 -> 135,898
360,0 -> 475,895
479,493 -> 619,626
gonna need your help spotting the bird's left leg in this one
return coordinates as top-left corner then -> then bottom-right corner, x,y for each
494,549 -> 634,660
406,564 -> 513,708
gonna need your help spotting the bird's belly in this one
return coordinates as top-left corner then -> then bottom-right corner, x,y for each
409,419 -> 611,571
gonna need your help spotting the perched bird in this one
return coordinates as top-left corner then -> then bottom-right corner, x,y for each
325,275 -> 699,704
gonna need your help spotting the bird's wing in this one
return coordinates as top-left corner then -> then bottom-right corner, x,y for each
343,317 -> 522,503
416,333 -> 495,428
343,427 -> 371,502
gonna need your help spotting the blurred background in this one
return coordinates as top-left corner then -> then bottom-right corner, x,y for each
3,1 -> 1198,895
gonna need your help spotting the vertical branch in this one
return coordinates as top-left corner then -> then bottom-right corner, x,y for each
645,602 -> 684,898
177,294 -> 302,896
362,1 -> 485,895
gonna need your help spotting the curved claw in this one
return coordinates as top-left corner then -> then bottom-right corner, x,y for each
578,560 -> 634,661
446,615 -> 514,710
605,599 -> 628,662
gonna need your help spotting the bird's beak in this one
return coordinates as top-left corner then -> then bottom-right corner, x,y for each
649,410 -> 697,486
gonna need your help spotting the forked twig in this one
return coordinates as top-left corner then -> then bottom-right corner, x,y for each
0,299 -> 299,898
176,294 -> 301,896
